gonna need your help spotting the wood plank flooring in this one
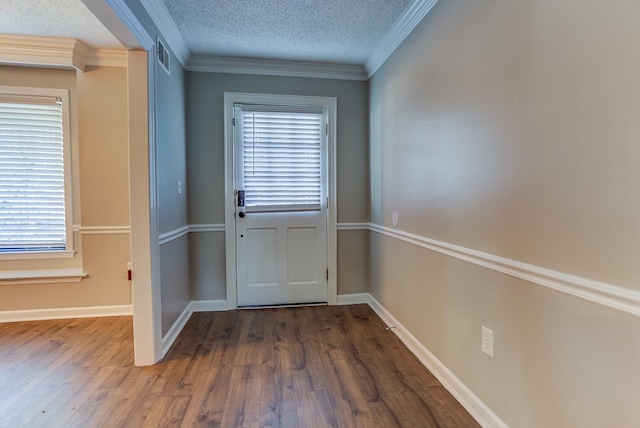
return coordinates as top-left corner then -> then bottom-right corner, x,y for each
0,305 -> 480,427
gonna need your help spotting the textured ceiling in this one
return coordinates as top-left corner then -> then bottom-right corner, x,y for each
0,0 -> 123,49
162,0 -> 413,64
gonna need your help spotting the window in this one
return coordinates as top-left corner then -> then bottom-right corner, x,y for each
235,105 -> 325,212
0,87 -> 73,256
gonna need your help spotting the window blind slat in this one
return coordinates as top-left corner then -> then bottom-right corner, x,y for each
0,100 -> 67,251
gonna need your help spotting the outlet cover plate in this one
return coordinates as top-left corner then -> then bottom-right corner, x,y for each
482,326 -> 494,358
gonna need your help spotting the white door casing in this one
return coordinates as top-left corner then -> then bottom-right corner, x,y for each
224,93 -> 337,309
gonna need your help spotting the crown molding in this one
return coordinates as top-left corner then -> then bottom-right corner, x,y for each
127,0 -> 435,80
0,34 -> 127,70
82,0 -> 145,50
103,0 -> 154,50
139,0 -> 190,67
84,49 -> 128,67
73,41 -> 128,68
365,0 -> 440,77
0,34 -> 83,70
187,55 -> 368,81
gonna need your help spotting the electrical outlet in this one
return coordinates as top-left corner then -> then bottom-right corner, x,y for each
481,326 -> 494,358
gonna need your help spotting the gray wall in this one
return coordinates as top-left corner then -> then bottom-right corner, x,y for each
186,72 -> 370,300
156,46 -> 190,335
124,0 -> 191,335
369,0 -> 640,426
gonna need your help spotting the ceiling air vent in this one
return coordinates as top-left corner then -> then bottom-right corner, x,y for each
157,38 -> 170,75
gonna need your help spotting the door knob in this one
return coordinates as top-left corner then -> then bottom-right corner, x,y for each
238,211 -> 246,218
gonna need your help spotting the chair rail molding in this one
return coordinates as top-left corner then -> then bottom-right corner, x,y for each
369,223 -> 640,317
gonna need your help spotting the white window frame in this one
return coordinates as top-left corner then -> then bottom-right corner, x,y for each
0,86 -> 75,260
223,92 -> 338,309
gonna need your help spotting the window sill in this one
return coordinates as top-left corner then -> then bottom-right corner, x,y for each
0,268 -> 87,286
0,250 -> 76,261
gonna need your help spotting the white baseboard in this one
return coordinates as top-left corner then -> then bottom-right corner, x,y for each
191,299 -> 227,312
337,293 -> 370,305
0,304 -> 133,323
161,302 -> 193,357
367,294 -> 508,428
161,299 -> 227,357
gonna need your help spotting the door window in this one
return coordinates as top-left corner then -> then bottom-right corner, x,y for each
236,105 -> 325,213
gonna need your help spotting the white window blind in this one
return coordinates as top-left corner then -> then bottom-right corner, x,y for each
0,95 -> 67,252
241,109 -> 322,212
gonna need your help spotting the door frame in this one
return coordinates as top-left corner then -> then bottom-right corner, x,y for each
88,0 -> 163,366
223,92 -> 337,309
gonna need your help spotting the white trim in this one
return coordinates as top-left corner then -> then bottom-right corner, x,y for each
326,97 -> 339,306
0,35 -> 82,70
191,299 -> 228,312
369,223 -> 640,317
145,43 -> 164,365
73,41 -> 128,71
187,55 -> 368,81
0,268 -> 87,285
74,224 -> 225,239
337,222 -> 370,231
365,0 -> 440,77
0,250 -> 76,261
0,86 -> 75,255
189,224 -> 225,233
72,225 -> 131,235
158,225 -> 189,245
99,0 -> 161,367
73,224 -> 226,240
161,300 -> 227,356
337,293 -> 370,305
104,0 -> 155,50
85,49 -> 128,68
127,48 -> 163,366
161,302 -> 192,356
140,0 -> 190,67
0,304 -> 131,323
0,34 -> 128,70
367,294 -> 507,428
224,93 -> 338,309
81,0 -> 144,50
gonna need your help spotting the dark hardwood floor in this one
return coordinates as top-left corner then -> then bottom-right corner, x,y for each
0,304 -> 479,427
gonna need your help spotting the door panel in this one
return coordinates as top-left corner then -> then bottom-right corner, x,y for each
237,211 -> 327,306
246,228 -> 277,287
287,227 -> 317,284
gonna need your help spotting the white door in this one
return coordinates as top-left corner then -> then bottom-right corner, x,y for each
234,105 -> 328,306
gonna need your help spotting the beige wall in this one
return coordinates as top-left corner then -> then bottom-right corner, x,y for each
186,72 -> 370,300
369,0 -> 640,426
0,65 -> 131,311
